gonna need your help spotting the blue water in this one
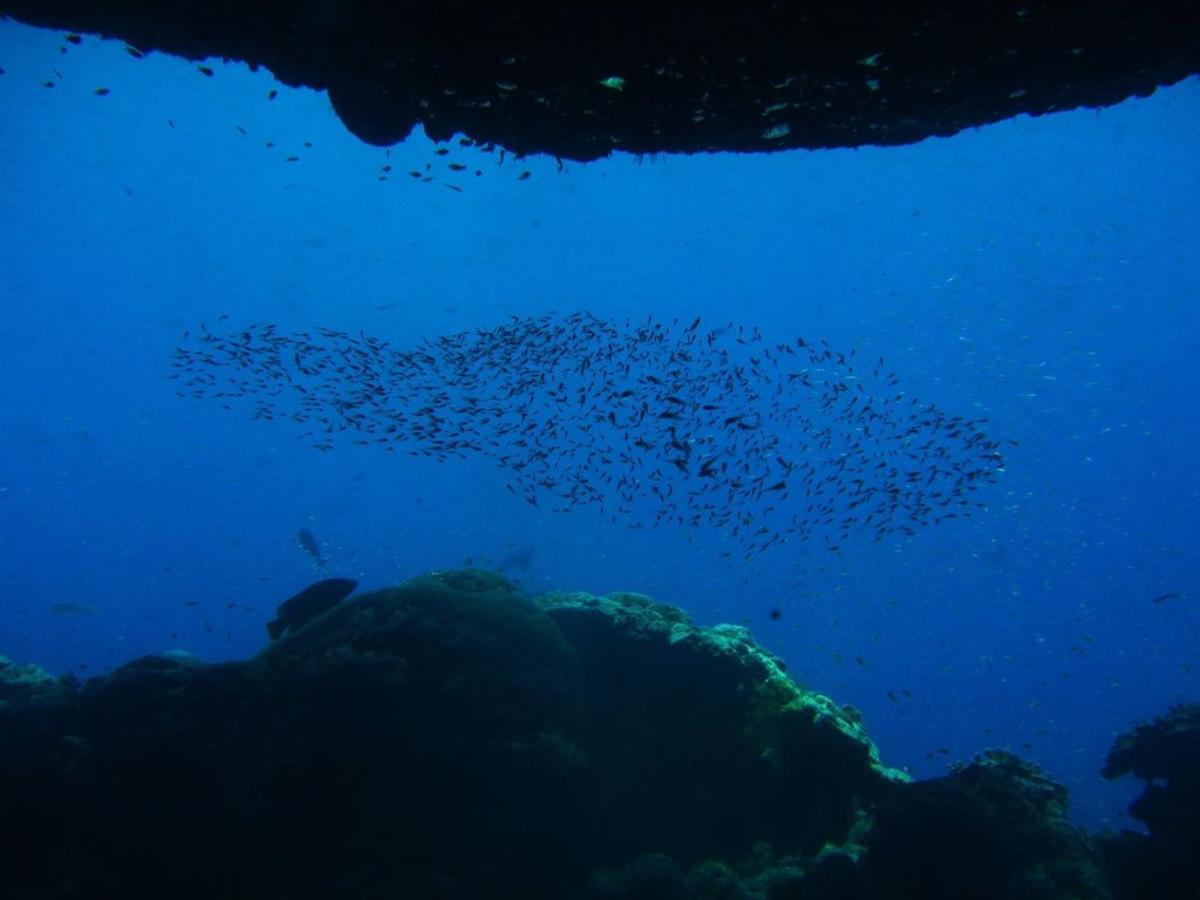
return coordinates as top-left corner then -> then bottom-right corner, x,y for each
1,21 -> 1197,833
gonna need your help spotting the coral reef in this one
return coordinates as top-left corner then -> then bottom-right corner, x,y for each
863,750 -> 1109,900
1098,704 -> 1200,900
0,571 -> 894,898
0,574 -> 1190,898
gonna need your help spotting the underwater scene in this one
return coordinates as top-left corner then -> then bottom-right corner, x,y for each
1,9 -> 1198,900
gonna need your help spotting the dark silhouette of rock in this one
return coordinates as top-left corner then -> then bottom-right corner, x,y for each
4,574 -> 1190,899
1,2 -> 1198,158
0,571 -> 902,899
1098,704 -> 1200,900
863,750 -> 1110,900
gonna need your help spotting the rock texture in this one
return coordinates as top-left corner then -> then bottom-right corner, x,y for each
2,573 -> 1185,898
2,2 -> 1199,158
1099,703 -> 1200,900
865,750 -> 1110,900
0,571 -> 902,899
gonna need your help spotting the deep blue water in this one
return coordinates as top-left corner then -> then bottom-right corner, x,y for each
1,20 -> 1197,833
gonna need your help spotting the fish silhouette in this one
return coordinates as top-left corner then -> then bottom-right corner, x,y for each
297,527 -> 325,567
266,577 -> 357,640
50,602 -> 96,615
177,314 -> 1010,558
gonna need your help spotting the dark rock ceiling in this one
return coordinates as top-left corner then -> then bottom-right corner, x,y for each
3,1 -> 1199,160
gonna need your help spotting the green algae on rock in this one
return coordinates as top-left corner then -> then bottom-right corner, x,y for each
539,588 -> 905,860
0,570 -> 1141,899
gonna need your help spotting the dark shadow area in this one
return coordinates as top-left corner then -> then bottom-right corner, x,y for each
3,570 -> 1193,898
2,2 -> 1198,157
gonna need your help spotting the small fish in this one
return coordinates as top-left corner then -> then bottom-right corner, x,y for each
267,89 -> 277,101
298,527 -> 325,566
94,87 -> 110,96
51,602 -> 96,615
65,34 -> 82,45
198,65 -> 214,77
266,577 -> 357,640
125,46 -> 144,59
1152,592 -> 1183,604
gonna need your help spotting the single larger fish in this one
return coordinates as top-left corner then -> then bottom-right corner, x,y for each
297,527 -> 325,567
266,577 -> 357,640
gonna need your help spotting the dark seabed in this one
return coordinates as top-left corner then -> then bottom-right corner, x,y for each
0,10 -> 1198,900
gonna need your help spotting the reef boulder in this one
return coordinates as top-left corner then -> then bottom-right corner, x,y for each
1098,703 -> 1200,900
864,750 -> 1109,900
0,570 -> 903,899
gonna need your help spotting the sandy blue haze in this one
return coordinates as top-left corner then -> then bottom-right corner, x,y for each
0,20 -> 1197,831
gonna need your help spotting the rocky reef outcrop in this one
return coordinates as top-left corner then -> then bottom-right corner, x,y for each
0,570 -> 902,899
2,2 -> 1199,157
2,571 -> 1190,899
1098,703 -> 1200,900
862,750 -> 1110,900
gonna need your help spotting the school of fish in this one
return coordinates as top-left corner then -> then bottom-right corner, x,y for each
171,311 -> 1008,558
